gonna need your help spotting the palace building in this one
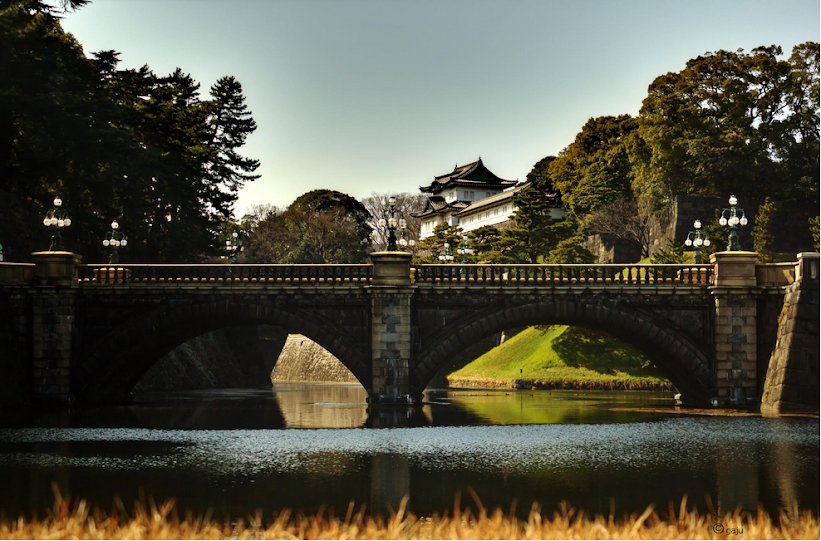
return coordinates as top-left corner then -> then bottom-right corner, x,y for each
414,158 -> 564,239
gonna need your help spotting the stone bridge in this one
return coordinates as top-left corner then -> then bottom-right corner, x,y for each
0,251 -> 817,408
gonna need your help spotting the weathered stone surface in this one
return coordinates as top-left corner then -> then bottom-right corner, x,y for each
761,279 -> 820,414
271,334 -> 359,384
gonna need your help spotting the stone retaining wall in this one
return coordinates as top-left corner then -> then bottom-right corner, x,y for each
271,334 -> 360,384
760,276 -> 820,414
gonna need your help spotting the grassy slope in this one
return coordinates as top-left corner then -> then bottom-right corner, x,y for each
449,326 -> 672,390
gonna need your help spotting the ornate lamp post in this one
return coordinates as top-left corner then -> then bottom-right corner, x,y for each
396,218 -> 415,252
457,234 -> 474,264
684,219 -> 710,264
378,196 -> 401,251
719,195 -> 748,251
43,196 -> 71,251
102,220 -> 127,264
226,231 -> 240,264
438,242 -> 454,263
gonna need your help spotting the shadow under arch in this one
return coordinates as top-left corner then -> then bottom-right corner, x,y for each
76,298 -> 370,400
411,298 -> 714,404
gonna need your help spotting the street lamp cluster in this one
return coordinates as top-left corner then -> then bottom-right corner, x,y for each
684,195 -> 748,260
379,196 -> 415,251
102,220 -> 127,264
719,195 -> 748,251
457,235 -> 474,264
438,242 -> 454,262
226,231 -> 241,263
684,219 -> 710,263
43,197 -> 71,251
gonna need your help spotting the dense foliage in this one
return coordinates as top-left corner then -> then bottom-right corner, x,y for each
630,43 -> 819,204
243,190 -> 372,263
0,1 -> 258,262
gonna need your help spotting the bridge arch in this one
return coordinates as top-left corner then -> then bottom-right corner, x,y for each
76,298 -> 369,400
411,298 -> 713,404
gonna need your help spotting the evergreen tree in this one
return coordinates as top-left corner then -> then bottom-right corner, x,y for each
753,197 -> 777,262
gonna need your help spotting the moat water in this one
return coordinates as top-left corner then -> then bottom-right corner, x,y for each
0,383 -> 817,521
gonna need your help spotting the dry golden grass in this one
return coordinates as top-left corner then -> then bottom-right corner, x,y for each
0,492 -> 817,540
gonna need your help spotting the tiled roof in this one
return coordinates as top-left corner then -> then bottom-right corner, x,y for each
455,186 -> 521,216
420,158 -> 517,194
411,196 -> 470,218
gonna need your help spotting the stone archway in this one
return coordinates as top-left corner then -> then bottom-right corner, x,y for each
411,298 -> 713,404
76,298 -> 370,400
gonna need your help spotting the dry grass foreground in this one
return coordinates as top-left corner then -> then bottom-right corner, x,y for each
0,493 -> 818,540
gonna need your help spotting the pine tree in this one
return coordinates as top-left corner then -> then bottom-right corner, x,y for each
753,197 -> 777,262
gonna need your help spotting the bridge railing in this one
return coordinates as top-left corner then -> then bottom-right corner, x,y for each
78,264 -> 373,285
0,262 -> 35,284
411,264 -> 714,286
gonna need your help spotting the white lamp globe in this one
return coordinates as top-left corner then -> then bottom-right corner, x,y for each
694,220 -> 701,229
121,239 -> 127,246
103,239 -> 110,247
704,239 -> 710,246
719,216 -> 728,226
739,216 -> 748,226
111,220 -> 119,229
694,238 -> 703,247
728,195 -> 738,206
43,217 -> 50,226
53,197 -> 62,207
685,238 -> 693,246
63,218 -> 71,227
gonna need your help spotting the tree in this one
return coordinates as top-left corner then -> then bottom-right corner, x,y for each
525,155 -> 557,191
631,43 -> 820,205
546,235 -> 596,264
495,186 -> 575,263
361,192 -> 427,250
548,115 -> 636,217
753,197 -> 777,262
585,197 -> 656,259
204,75 -> 260,212
244,190 -> 372,264
414,222 -> 462,264
467,225 -> 503,263
811,216 -> 820,249
650,238 -> 688,264
0,3 -> 259,262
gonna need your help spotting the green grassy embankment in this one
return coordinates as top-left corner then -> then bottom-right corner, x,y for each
448,325 -> 673,391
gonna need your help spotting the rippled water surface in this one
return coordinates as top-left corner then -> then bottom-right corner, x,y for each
0,384 -> 817,520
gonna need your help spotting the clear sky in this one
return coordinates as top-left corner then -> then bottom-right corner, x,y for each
61,0 -> 820,217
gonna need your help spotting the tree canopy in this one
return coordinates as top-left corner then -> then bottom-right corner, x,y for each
243,190 -> 372,264
630,43 -> 820,204
0,1 -> 259,262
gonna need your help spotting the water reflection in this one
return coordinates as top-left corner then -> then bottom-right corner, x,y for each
0,385 -> 816,522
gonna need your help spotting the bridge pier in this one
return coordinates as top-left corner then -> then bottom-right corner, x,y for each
368,252 -> 415,404
710,252 -> 759,405
30,251 -> 81,402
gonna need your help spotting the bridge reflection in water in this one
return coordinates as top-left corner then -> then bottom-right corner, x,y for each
1,385 -> 816,520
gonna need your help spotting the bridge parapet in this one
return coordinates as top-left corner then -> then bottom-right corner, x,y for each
412,263 -> 713,286
78,263 -> 373,285
0,262 -> 35,284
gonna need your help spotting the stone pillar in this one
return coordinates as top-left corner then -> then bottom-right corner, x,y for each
368,252 -> 414,404
710,251 -> 759,405
31,251 -> 81,401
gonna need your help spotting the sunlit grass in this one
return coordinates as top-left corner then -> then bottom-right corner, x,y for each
1,493 -> 817,540
450,326 -> 671,390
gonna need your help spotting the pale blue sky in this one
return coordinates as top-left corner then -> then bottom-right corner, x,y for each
61,0 -> 820,217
